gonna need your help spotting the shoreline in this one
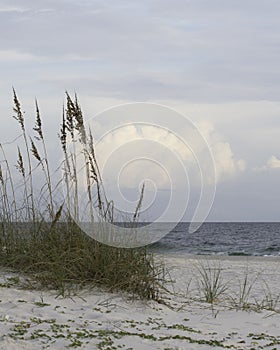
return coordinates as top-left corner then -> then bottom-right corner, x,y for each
156,252 -> 280,261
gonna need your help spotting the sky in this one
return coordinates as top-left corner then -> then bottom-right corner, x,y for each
1,0 -> 280,222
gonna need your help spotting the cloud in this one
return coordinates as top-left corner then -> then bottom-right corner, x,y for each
253,155 -> 280,171
90,119 -> 244,191
0,0 -> 280,102
267,155 -> 280,168
92,124 -> 190,189
257,155 -> 280,171
0,0 -> 280,221
0,6 -> 28,13
212,142 -> 246,178
0,50 -> 43,62
196,121 -> 246,181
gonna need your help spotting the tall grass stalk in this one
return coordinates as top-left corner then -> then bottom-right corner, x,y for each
33,100 -> 54,219
65,93 -> 79,222
0,144 -> 17,222
13,89 -> 35,222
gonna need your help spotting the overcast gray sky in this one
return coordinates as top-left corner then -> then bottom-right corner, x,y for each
1,0 -> 280,221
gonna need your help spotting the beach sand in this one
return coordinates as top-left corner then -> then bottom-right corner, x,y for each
0,254 -> 279,349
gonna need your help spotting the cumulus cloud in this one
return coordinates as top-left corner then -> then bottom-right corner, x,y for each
92,124 -> 190,189
196,121 -> 246,181
90,119 -> 244,191
212,142 -> 246,178
256,155 -> 280,171
267,155 -> 280,168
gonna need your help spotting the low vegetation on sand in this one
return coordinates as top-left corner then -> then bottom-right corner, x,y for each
0,91 -> 167,299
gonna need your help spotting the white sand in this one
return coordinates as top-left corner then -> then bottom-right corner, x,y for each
0,254 -> 279,349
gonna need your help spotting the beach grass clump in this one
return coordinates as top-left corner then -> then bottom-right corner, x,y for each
260,280 -> 280,312
196,261 -> 228,304
230,268 -> 258,310
0,91 -> 166,299
194,260 -> 280,312
0,221 -> 163,299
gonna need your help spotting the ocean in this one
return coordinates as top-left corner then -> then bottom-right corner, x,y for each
149,222 -> 280,257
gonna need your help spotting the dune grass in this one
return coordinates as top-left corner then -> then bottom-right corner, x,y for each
0,91 -> 167,299
196,261 -> 228,304
193,260 -> 280,313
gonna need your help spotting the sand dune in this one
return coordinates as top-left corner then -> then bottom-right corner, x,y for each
0,255 -> 279,349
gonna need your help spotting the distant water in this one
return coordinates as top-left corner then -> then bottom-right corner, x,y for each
148,222 -> 280,257
5,222 -> 279,256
